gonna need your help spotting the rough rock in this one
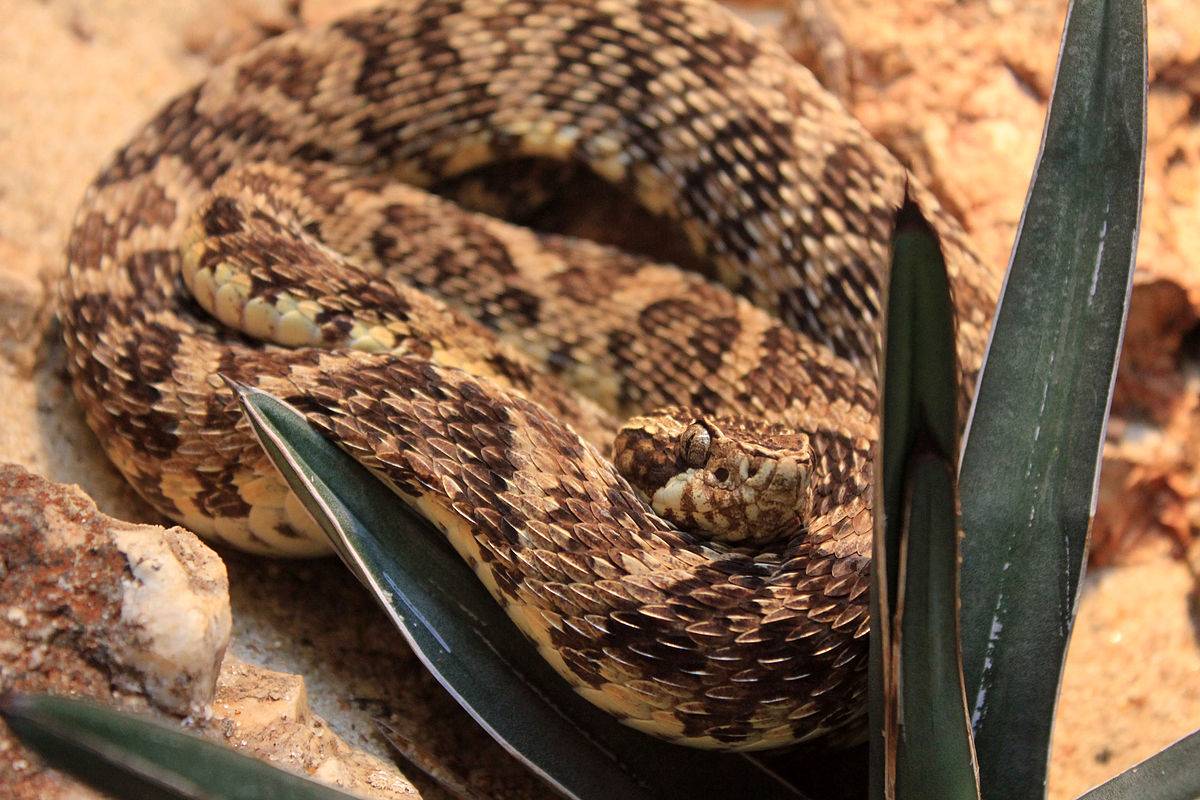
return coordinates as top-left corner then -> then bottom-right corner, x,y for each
0,464 -> 230,713
0,463 -> 230,798
204,657 -> 421,800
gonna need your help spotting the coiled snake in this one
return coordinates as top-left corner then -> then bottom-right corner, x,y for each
59,0 -> 999,750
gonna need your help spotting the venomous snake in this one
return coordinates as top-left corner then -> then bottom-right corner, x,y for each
60,0 -> 999,750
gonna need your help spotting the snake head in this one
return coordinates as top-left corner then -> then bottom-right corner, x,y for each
613,408 -> 814,545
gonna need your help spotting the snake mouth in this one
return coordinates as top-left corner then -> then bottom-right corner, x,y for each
649,452 -> 812,545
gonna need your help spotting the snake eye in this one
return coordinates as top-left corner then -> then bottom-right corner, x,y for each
680,422 -> 711,468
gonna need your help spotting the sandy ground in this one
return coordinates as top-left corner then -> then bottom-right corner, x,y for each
1,1 -> 1197,798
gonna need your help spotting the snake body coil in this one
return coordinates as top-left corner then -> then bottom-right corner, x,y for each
60,0 -> 998,749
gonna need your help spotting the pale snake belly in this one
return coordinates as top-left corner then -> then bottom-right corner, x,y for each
59,0 -> 999,750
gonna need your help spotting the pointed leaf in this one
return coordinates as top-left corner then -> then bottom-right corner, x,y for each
956,0 -> 1146,797
871,201 -> 979,799
0,692 -> 366,800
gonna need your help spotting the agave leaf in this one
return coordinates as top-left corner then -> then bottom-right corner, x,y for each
0,692 -> 366,800
1074,729 -> 1200,800
870,201 -> 978,799
956,0 -> 1146,797
231,381 -> 806,800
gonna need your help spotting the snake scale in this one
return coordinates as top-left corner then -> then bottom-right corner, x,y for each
60,0 -> 999,749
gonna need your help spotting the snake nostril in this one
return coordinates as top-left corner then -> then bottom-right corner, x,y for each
713,467 -> 729,483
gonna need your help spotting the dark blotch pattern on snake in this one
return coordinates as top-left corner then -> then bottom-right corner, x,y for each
59,0 -> 999,749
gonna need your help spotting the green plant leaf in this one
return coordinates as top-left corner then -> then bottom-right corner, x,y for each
231,381 -> 806,800
956,0 -> 1146,797
0,692 -> 367,800
1075,730 -> 1200,800
870,201 -> 979,799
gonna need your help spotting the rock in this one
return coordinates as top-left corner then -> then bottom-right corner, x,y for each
0,463 -> 231,797
0,463 -> 231,713
203,657 -> 421,800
